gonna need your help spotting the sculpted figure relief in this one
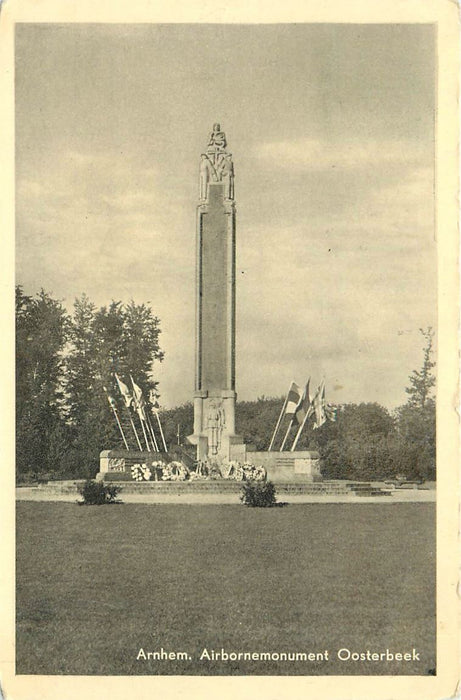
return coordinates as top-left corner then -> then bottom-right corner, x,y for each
206,400 -> 226,456
199,123 -> 234,201
207,123 -> 227,151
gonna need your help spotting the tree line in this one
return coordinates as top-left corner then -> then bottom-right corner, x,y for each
163,329 -> 436,482
16,286 -> 435,482
16,287 -> 163,480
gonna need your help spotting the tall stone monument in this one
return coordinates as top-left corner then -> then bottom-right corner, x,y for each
188,124 -> 245,463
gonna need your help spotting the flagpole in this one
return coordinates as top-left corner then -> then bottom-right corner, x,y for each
113,408 -> 129,450
155,411 -> 168,452
291,408 -> 311,452
129,374 -> 152,452
145,417 -> 155,451
128,410 -> 143,451
104,388 -> 129,450
114,374 -> 142,451
138,414 -> 151,451
268,394 -> 289,451
146,414 -> 160,452
146,412 -> 160,452
279,419 -> 294,452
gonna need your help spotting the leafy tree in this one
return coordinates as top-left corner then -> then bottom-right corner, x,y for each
64,294 -> 97,426
316,403 -> 396,480
16,287 -> 435,486
236,396 -> 284,450
64,296 -> 165,475
122,300 -> 164,392
161,402 -> 194,452
394,328 -> 436,481
16,287 -> 165,479
405,327 -> 435,409
16,287 -> 69,477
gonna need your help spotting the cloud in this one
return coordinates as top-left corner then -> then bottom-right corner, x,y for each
16,137 -> 436,410
253,137 -> 431,172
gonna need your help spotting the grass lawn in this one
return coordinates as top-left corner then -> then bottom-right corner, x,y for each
16,502 -> 435,676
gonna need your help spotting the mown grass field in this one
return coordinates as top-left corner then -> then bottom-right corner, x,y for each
16,502 -> 435,676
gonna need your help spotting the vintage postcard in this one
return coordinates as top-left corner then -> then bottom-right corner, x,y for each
0,1 -> 459,699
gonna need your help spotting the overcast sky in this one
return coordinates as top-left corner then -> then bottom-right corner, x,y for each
15,23 -> 436,409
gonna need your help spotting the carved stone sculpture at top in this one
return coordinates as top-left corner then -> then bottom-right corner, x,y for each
199,123 -> 234,201
207,123 -> 227,151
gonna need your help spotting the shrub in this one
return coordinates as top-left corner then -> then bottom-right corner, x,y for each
78,479 -> 121,505
240,480 -> 277,507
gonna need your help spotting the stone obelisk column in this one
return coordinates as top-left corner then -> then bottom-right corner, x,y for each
188,124 -> 245,464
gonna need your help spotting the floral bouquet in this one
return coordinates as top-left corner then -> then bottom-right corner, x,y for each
222,460 -> 239,479
131,463 -> 152,481
151,460 -> 166,481
253,464 -> 267,482
189,461 -> 208,479
208,464 -> 223,480
161,463 -> 173,481
234,465 -> 245,481
168,461 -> 189,481
223,461 -> 244,481
241,462 -> 266,481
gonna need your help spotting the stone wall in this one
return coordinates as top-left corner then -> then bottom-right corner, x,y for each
247,450 -> 322,483
98,450 -> 169,481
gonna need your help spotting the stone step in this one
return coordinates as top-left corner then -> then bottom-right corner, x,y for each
34,479 -> 378,496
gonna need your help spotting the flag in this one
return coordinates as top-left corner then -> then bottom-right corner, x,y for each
285,382 -> 302,417
103,386 -> 118,411
130,375 -> 148,421
115,373 -> 134,409
313,380 -> 327,429
294,380 -> 314,425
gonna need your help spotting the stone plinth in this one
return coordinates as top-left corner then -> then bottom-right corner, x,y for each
246,450 -> 322,483
97,449 -> 169,481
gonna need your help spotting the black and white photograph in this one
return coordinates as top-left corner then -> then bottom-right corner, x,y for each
1,2 -> 459,699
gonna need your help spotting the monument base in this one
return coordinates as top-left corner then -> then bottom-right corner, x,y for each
98,448 -> 321,484
187,432 -> 246,464
246,450 -> 322,483
97,449 -> 169,482
188,389 -> 246,464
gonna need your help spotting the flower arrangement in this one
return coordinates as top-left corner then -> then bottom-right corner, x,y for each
170,461 -> 189,481
241,462 -> 266,482
160,461 -> 189,481
254,465 -> 267,481
220,461 -> 266,481
208,463 -> 223,480
129,459 -> 267,483
196,460 -> 209,477
222,460 -> 239,479
131,463 -> 152,481
189,461 -> 209,479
